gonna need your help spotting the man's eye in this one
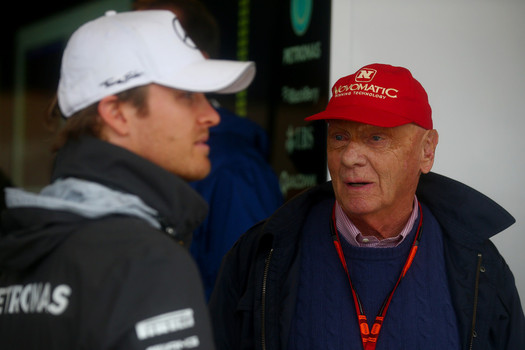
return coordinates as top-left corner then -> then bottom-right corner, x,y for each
371,135 -> 383,142
182,92 -> 195,100
175,91 -> 196,101
335,135 -> 344,141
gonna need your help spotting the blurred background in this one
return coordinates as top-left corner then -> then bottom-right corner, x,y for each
0,0 -> 330,198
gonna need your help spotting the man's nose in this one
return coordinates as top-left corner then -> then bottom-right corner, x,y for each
341,141 -> 367,167
199,97 -> 221,127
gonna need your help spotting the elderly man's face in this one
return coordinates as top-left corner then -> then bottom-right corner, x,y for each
327,120 -> 437,223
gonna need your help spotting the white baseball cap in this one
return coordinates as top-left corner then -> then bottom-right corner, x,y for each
58,10 -> 256,117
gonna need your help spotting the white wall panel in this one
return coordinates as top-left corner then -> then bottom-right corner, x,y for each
331,0 -> 525,309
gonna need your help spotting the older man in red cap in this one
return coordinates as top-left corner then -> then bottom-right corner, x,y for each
209,63 -> 525,350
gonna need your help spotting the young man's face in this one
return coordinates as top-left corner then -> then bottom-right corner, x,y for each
327,119 -> 437,224
126,84 -> 220,181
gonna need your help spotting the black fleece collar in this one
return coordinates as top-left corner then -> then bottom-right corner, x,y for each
51,137 -> 208,246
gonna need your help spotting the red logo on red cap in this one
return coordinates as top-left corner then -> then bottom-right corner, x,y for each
355,68 -> 377,82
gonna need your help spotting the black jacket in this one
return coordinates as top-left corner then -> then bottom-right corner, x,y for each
209,172 -> 525,350
0,137 -> 215,349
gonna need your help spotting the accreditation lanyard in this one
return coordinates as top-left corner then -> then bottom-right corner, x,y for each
329,203 -> 423,350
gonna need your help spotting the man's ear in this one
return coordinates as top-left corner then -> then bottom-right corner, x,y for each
97,95 -> 130,137
420,129 -> 439,174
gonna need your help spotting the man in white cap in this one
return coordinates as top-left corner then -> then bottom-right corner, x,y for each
0,10 -> 254,349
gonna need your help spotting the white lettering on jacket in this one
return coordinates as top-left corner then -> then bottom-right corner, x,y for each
146,336 -> 200,350
0,283 -> 71,315
136,308 -> 195,341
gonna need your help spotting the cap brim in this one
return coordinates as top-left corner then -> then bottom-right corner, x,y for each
158,59 -> 256,94
305,104 -> 415,128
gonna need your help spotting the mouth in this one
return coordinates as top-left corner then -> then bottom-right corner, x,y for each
344,179 -> 373,189
195,134 -> 209,145
347,182 -> 370,187
194,137 -> 210,154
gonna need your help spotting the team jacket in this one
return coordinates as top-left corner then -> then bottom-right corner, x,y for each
0,137 -> 215,350
209,172 -> 525,350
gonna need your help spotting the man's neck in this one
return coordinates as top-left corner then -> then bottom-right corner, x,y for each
345,202 -> 416,240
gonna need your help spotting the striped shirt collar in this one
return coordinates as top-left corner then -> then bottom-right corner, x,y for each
335,196 -> 419,248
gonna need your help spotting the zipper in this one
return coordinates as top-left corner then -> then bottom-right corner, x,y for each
469,253 -> 483,350
261,248 -> 274,350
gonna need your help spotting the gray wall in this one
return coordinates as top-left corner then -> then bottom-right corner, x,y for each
330,0 -> 525,309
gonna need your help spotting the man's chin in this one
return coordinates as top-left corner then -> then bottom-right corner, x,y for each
181,163 -> 211,182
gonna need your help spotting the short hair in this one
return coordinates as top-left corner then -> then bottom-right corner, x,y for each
133,0 -> 220,58
48,85 -> 149,152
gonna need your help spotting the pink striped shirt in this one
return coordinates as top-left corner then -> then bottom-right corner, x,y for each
335,196 -> 419,248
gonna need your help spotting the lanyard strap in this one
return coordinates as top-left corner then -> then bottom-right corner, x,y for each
329,203 -> 423,350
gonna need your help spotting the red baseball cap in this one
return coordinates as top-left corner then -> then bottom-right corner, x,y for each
306,63 -> 432,129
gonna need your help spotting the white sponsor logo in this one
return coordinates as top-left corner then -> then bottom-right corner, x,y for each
355,68 -> 377,82
0,283 -> 71,315
136,308 -> 195,341
146,336 -> 200,350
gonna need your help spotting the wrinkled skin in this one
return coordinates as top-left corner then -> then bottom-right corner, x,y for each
327,120 -> 438,238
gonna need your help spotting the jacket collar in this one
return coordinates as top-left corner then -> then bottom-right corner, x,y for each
51,137 -> 208,246
262,172 -> 515,247
416,172 -> 515,244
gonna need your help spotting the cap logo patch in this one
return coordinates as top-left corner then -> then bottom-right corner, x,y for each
332,67 -> 398,99
172,17 -> 197,50
333,82 -> 398,99
355,68 -> 377,82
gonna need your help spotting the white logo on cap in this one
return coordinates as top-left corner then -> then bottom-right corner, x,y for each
355,68 -> 377,82
172,18 -> 198,50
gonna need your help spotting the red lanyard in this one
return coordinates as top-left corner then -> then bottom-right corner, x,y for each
329,203 -> 423,350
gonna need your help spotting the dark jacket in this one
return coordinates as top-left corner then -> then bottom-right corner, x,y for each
190,107 -> 283,299
209,172 -> 525,350
0,137 -> 215,350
